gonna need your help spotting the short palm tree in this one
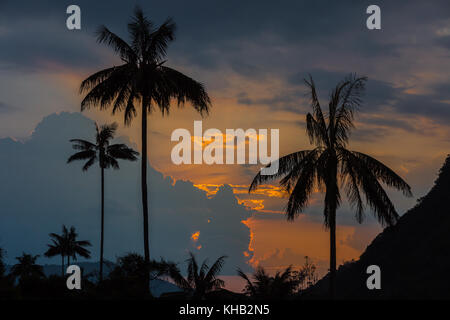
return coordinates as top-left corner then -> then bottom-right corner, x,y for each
68,123 -> 138,281
65,226 -> 91,265
79,6 -> 211,268
11,253 -> 45,282
238,266 -> 299,299
44,225 -> 91,274
168,253 -> 226,299
249,74 -> 412,298
44,228 -> 67,277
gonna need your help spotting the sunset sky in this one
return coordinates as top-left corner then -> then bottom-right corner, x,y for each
1,0 -> 450,290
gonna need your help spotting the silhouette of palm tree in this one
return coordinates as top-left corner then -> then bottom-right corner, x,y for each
44,225 -> 91,276
44,228 -> 67,277
65,226 -> 91,266
11,253 -> 45,282
249,74 -> 412,298
79,6 -> 211,269
168,253 -> 226,299
238,266 -> 299,299
68,123 -> 137,281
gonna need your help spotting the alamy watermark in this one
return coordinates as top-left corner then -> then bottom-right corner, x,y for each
171,121 -> 279,175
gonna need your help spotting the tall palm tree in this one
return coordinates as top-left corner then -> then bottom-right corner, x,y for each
10,253 -> 45,282
79,6 -> 211,268
68,123 -> 137,281
249,74 -> 412,298
168,253 -> 226,299
237,266 -> 299,299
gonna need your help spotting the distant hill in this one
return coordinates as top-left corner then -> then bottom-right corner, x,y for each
307,155 -> 450,299
6,261 -> 181,297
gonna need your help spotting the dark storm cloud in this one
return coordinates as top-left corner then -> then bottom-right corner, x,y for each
1,0 -> 448,71
1,0 -> 449,123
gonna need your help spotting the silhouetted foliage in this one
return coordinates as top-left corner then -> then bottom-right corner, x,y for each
249,74 -> 412,298
79,6 -> 211,269
44,225 -> 91,271
10,253 -> 44,282
295,256 -> 318,291
238,266 -> 299,299
68,123 -> 138,281
168,253 -> 226,299
98,253 -> 175,298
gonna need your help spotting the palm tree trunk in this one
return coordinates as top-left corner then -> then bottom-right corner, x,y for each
61,254 -> 65,277
141,96 -> 151,295
141,97 -> 150,263
100,166 -> 105,282
328,158 -> 338,299
329,205 -> 336,299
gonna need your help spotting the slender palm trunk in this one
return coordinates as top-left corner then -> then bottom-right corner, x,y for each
329,205 -> 336,299
141,97 -> 150,263
100,166 -> 105,282
141,96 -> 151,295
328,157 -> 338,299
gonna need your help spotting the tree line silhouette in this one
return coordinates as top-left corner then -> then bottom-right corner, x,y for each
0,6 -> 412,300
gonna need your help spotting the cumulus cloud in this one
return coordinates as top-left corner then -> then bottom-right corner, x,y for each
0,112 -> 253,273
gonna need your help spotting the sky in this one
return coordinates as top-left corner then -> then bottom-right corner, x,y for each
0,0 -> 450,291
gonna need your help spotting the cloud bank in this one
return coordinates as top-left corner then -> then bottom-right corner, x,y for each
0,112 -> 253,273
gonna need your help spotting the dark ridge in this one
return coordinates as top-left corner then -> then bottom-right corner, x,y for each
305,154 -> 450,299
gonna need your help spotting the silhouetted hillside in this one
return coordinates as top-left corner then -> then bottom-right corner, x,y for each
307,155 -> 450,299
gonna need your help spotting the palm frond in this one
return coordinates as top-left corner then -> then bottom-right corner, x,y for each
69,139 -> 96,151
156,66 -> 211,116
82,156 -> 97,171
96,25 -> 137,63
204,256 -> 227,283
304,74 -> 328,147
81,64 -> 134,111
237,268 -> 256,296
67,150 -> 96,163
168,264 -> 192,291
334,75 -> 367,146
148,17 -> 176,62
340,149 -> 401,226
249,150 -> 315,193
285,159 -> 317,220
350,151 -> 412,197
107,144 -> 139,160
98,123 -> 118,145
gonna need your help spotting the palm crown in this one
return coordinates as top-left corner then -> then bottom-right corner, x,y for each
11,253 -> 45,281
250,74 -> 412,227
168,253 -> 226,299
79,7 -> 210,123
238,266 -> 299,299
45,225 -> 91,265
68,122 -> 139,170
